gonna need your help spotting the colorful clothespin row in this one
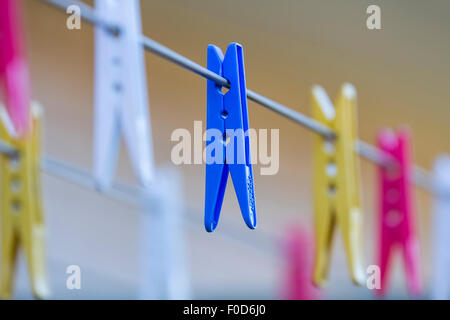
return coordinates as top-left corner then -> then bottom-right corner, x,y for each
430,155 -> 450,300
93,0 -> 155,191
311,84 -> 365,286
0,103 -> 49,299
0,0 -> 31,136
376,129 -> 421,297
281,226 -> 320,300
204,43 -> 256,232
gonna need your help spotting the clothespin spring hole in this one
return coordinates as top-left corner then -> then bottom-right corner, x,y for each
385,209 -> 403,228
112,56 -> 121,66
222,133 -> 231,146
221,86 -> 230,95
220,111 -> 229,119
10,178 -> 22,193
113,82 -> 123,93
11,200 -> 22,215
326,162 -> 337,178
8,157 -> 21,171
328,184 -> 336,196
323,141 -> 335,154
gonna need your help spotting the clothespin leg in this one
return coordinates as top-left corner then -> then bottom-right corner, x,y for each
431,202 -> 450,299
205,163 -> 228,232
93,106 -> 120,190
312,208 -> 334,286
283,227 -> 321,300
431,206 -> 450,299
339,210 -> 364,285
376,235 -> 391,296
335,84 -> 365,285
431,155 -> 450,299
402,237 -> 421,297
229,163 -> 256,229
311,85 -> 335,286
26,106 -> 49,298
204,44 -> 227,232
223,44 -> 256,229
0,105 -> 20,299
0,220 -> 18,299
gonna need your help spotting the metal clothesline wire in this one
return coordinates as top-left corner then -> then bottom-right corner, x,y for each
37,0 -> 434,193
42,156 -> 281,255
140,33 -> 433,192
0,140 -> 18,158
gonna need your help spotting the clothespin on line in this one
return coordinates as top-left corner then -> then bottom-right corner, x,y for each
281,226 -> 320,300
431,155 -> 450,300
93,0 -> 155,191
204,43 -> 256,232
0,102 -> 50,299
139,167 -> 191,299
0,0 -> 32,136
375,129 -> 421,297
0,0 -> 49,299
93,0 -> 191,300
312,83 -> 365,286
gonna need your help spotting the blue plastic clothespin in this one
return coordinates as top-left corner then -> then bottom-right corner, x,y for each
204,43 -> 256,232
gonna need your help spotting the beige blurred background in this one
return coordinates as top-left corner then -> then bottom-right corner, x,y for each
9,0 -> 450,298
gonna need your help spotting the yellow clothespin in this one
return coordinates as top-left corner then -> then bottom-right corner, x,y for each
312,83 -> 364,286
0,103 -> 49,299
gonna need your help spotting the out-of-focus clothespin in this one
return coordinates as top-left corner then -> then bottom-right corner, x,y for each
93,0 -> 155,191
0,0 -> 31,136
0,0 -> 48,299
376,129 -> 421,297
281,226 -> 320,300
431,155 -> 450,300
204,43 -> 256,232
139,168 -> 191,300
0,103 -> 49,299
311,84 -> 365,286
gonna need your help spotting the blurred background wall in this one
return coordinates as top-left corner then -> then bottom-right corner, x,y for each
9,0 -> 450,298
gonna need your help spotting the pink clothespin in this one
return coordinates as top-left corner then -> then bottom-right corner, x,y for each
0,0 -> 31,136
376,129 -> 421,297
281,226 -> 320,300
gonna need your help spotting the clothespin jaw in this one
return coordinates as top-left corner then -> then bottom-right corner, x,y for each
93,0 -> 155,191
312,84 -> 364,286
431,155 -> 450,300
0,0 -> 31,136
204,43 -> 256,232
0,103 -> 49,299
376,129 -> 421,297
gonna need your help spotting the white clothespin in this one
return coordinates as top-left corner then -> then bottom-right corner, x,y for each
139,168 -> 191,300
93,0 -> 154,190
431,155 -> 450,300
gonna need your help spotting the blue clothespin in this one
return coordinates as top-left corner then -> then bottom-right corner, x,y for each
204,43 -> 256,232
